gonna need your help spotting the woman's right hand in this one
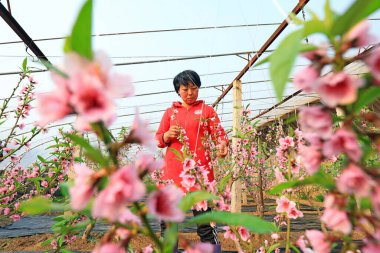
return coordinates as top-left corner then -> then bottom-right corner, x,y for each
163,125 -> 181,143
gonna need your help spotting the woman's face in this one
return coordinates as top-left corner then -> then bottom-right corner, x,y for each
178,83 -> 199,106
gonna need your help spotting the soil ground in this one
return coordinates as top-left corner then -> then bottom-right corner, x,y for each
0,199 -> 365,252
0,232 -> 298,252
0,230 -> 365,252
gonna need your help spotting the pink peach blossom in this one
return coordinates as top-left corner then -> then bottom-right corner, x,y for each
183,242 -> 213,253
194,200 -> 208,211
287,206 -> 304,219
324,194 -> 344,209
321,208 -> 352,235
323,128 -> 362,162
316,72 -> 363,107
41,180 -> 48,188
131,110 -> 156,151
372,186 -> 380,218
147,185 -> 185,222
70,164 -> 95,211
64,51 -> 133,100
180,173 -> 196,191
135,152 -> 163,173
274,168 -> 286,183
3,207 -> 10,215
297,235 -> 312,253
278,136 -> 295,151
362,230 -> 380,253
116,227 -> 131,241
276,196 -> 296,214
365,47 -> 380,82
337,164 -> 372,197
10,214 -> 20,222
92,243 -> 126,253
2,147 -> 12,152
142,245 -> 154,253
343,20 -> 374,48
105,72 -> 134,98
92,166 -> 145,221
302,46 -> 328,62
305,229 -> 330,253
50,240 -> 58,249
362,243 -> 380,253
118,208 -> 141,225
294,65 -> 320,93
70,73 -> 116,130
303,133 -> 323,149
271,233 -> 280,241
38,51 -> 133,128
238,226 -> 250,241
299,106 -> 332,139
63,52 -> 92,76
300,146 -> 322,175
223,226 -> 238,241
183,158 -> 196,171
36,85 -> 73,126
28,75 -> 37,83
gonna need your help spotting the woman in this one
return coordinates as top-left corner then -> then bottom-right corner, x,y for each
155,70 -> 228,252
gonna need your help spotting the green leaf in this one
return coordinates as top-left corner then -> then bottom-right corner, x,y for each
40,60 -> 69,78
217,172 -> 232,193
47,143 -> 70,149
267,243 -> 281,253
37,155 -> 47,163
290,243 -> 302,253
59,183 -> 71,199
268,171 -> 335,195
352,86 -> 380,113
324,0 -> 333,27
64,0 -> 93,60
253,54 -> 271,68
303,19 -> 328,37
179,191 -> 218,212
41,238 -> 53,247
163,223 -> 178,253
253,43 -> 318,69
58,234 -> 65,247
331,0 -> 380,36
61,249 -> 75,253
22,57 -> 27,72
67,133 -> 109,167
69,220 -> 92,232
269,29 -> 303,100
308,9 -> 321,21
360,197 -> 372,210
299,43 -> 319,53
288,13 -> 304,25
53,215 -> 66,222
19,197 -> 58,215
146,183 -> 158,194
358,134 -> 373,163
187,211 -> 277,234
169,147 -> 184,162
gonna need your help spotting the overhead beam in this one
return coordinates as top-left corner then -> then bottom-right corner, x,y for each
212,0 -> 310,107
0,3 -> 50,64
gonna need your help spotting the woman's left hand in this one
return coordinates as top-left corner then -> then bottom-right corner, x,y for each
216,141 -> 228,158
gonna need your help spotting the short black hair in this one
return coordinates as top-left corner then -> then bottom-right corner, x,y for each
173,70 -> 201,94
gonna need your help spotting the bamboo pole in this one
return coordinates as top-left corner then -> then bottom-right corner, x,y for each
231,80 -> 242,213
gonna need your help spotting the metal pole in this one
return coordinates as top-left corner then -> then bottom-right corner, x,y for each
0,3 -> 50,64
